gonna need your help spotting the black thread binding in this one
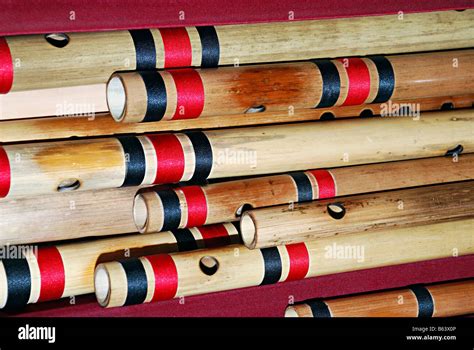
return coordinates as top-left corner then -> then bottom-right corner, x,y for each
2,257 -> 31,309
369,56 -> 395,103
289,172 -> 313,202
410,285 -> 434,318
185,131 -> 213,182
260,247 -> 282,285
307,300 -> 332,318
156,190 -> 182,231
138,71 -> 168,122
129,29 -> 157,70
196,26 -> 220,68
122,259 -> 148,306
117,136 -> 146,187
312,60 -> 341,108
172,228 -> 198,251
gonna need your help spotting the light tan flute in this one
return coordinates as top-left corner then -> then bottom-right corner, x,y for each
1,95 -> 471,143
240,181 -> 474,249
0,187 -> 139,245
0,84 -> 106,120
3,10 -> 474,92
285,279 -> 474,317
95,219 -> 474,308
110,50 -> 474,123
1,109 -> 473,199
136,155 -> 474,233
0,223 -> 239,308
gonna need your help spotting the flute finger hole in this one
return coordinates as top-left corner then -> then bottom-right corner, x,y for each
57,179 -> 81,192
199,256 -> 219,276
44,33 -> 70,48
320,112 -> 335,120
441,102 -> 454,111
235,203 -> 253,217
327,202 -> 346,220
445,144 -> 463,157
359,109 -> 374,118
245,105 -> 266,114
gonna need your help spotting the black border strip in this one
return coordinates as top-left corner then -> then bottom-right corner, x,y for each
196,26 -> 220,68
156,190 -> 182,231
369,55 -> 395,103
129,29 -> 157,70
121,259 -> 148,306
260,247 -> 282,285
2,257 -> 31,310
312,59 -> 340,108
138,71 -> 168,122
410,285 -> 434,318
117,136 -> 146,187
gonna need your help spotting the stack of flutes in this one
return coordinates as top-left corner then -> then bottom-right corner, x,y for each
0,9 -> 473,317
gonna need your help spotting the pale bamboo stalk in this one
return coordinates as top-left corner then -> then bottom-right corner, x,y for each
0,109 -> 472,199
1,95 -> 471,143
1,10 -> 473,92
240,182 -> 474,249
136,155 -> 474,233
0,84 -> 106,120
94,219 -> 474,308
0,223 -> 239,309
285,279 -> 474,317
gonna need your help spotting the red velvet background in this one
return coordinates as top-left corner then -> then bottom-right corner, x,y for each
0,0 -> 472,36
4,255 -> 473,317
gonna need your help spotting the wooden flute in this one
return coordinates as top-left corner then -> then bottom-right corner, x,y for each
0,109 -> 472,199
2,94 -> 472,143
285,279 -> 474,318
0,223 -> 239,309
0,84 -> 106,121
1,10 -> 473,93
240,181 -> 474,249
135,155 -> 474,234
94,219 -> 474,308
109,50 -> 474,123
1,155 -> 471,245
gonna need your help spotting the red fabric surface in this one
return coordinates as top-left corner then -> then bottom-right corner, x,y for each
0,0 -> 472,36
4,254 -> 473,317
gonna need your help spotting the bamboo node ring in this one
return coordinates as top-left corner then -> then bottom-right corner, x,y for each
44,33 -> 70,48
199,256 -> 219,276
245,105 -> 266,114
327,202 -> 346,220
57,178 -> 81,192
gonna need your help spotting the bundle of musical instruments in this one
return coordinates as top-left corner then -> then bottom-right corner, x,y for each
0,9 -> 473,317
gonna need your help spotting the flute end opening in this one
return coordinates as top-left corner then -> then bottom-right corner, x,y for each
107,75 -> 126,122
284,306 -> 299,318
0,261 -> 7,309
133,194 -> 149,234
94,264 -> 111,307
240,212 -> 257,249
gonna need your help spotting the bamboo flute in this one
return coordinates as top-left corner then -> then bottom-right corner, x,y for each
1,155 -> 471,245
240,181 -> 474,249
285,279 -> 474,318
109,50 -> 474,122
0,187 -> 140,245
0,223 -> 239,309
2,95 -> 472,143
0,109 -> 472,199
1,10 -> 473,92
94,219 -> 474,308
135,155 -> 474,233
0,84 -> 106,120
